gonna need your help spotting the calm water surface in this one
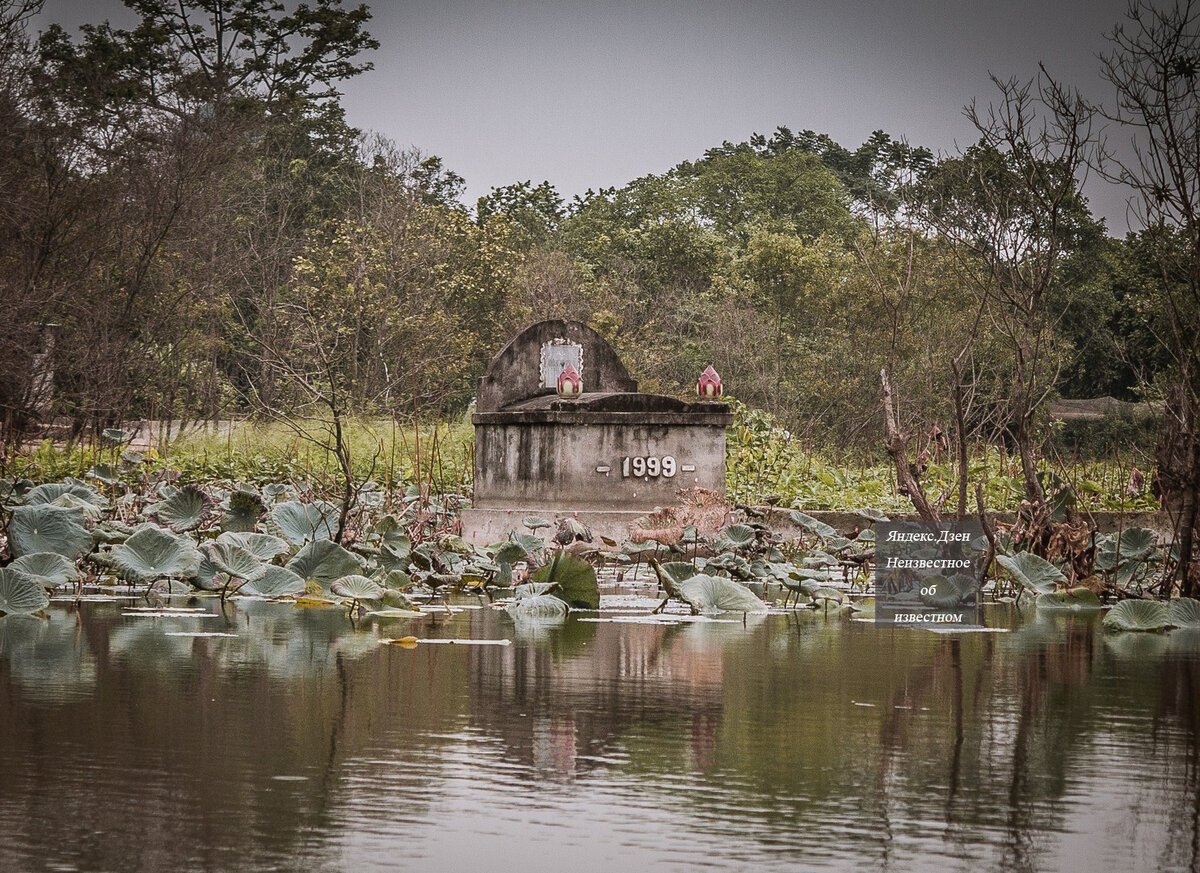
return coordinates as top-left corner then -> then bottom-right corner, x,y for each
2,596 -> 1199,872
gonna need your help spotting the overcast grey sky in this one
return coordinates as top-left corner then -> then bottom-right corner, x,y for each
40,0 -> 1139,232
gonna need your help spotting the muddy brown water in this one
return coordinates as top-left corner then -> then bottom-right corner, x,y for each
1,595 -> 1198,872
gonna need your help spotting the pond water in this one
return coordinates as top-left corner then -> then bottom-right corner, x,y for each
2,596 -> 1199,873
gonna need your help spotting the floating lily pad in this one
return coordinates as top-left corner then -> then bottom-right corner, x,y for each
1035,587 -> 1102,611
1167,597 -> 1200,628
1103,598 -> 1171,632
506,593 -> 569,619
0,567 -> 50,615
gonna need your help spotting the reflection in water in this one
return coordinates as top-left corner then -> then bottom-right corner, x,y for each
1,600 -> 1199,871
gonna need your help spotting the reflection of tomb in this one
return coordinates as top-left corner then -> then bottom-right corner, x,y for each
467,620 -> 728,779
461,320 -> 733,545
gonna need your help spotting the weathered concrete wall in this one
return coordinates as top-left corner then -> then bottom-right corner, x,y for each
476,319 -> 637,413
473,420 -> 728,511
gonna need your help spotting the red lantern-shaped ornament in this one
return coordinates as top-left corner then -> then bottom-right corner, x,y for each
557,363 -> 583,396
698,365 -> 722,398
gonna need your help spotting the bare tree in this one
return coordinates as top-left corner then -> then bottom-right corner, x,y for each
1100,0 -> 1200,595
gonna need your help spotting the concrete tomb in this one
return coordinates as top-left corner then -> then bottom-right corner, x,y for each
460,320 -> 733,545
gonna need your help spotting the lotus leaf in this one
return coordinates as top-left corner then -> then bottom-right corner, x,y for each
238,565 -> 306,598
703,552 -> 754,579
330,573 -> 385,600
23,481 -> 107,509
713,524 -> 757,551
506,593 -> 569,619
1168,598 -> 1200,628
677,575 -> 767,613
1103,598 -> 1171,632
855,508 -> 890,523
87,464 -> 121,485
270,500 -> 338,546
223,489 -> 264,532
10,552 -> 78,587
529,552 -> 599,610
658,562 -> 700,586
203,542 -> 266,581
996,552 -> 1065,594
1095,528 -> 1157,569
145,485 -> 210,532
0,567 -> 50,615
286,539 -> 362,590
215,532 -> 289,560
522,516 -> 552,531
110,524 -> 202,583
438,534 -> 471,554
811,586 -> 845,605
1035,587 -> 1102,611
380,588 -> 420,611
8,504 -> 92,559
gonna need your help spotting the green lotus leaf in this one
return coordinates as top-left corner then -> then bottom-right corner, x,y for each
87,464 -> 121,485
1035,587 -> 1102,611
237,565 -> 306,598
855,508 -> 890,523
222,489 -> 264,532
1095,528 -> 1157,570
148,578 -> 194,596
110,523 -> 202,583
658,561 -> 700,586
703,552 -> 754,579
8,504 -> 92,559
145,485 -> 210,532
10,552 -> 78,587
437,534 -> 471,554
522,516 -> 552,531
49,493 -> 107,519
102,428 -> 131,444
996,552 -> 1065,594
713,523 -> 757,552
379,588 -> 420,611
1103,598 -> 1171,632
530,552 -> 598,610
811,586 -> 846,605
269,500 -> 338,545
330,574 -> 384,602
215,531 -> 289,561
0,567 -> 50,615
505,592 -> 569,619
677,574 -> 767,613
286,539 -> 362,590
203,541 -> 266,581
1167,597 -> 1200,628
24,481 -> 107,509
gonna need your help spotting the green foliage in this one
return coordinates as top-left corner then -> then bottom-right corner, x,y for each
1103,599 -> 1171,632
0,568 -> 50,615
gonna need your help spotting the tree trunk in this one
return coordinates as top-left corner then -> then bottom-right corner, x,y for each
881,368 -> 939,521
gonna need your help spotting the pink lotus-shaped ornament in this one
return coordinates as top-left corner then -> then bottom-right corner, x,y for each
697,365 -> 722,398
557,363 -> 582,396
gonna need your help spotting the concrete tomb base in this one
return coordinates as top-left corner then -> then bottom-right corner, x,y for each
462,320 -> 732,547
